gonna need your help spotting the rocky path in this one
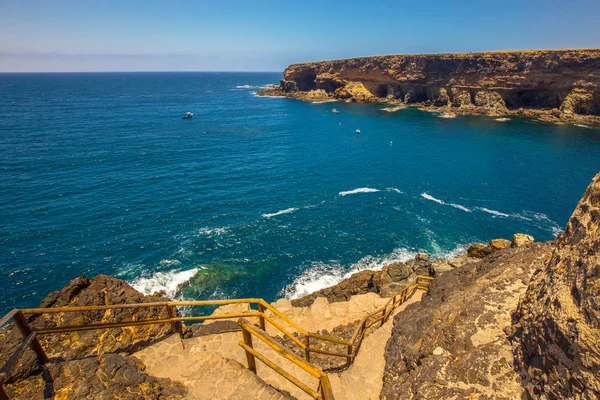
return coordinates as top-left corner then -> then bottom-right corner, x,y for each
134,290 -> 424,399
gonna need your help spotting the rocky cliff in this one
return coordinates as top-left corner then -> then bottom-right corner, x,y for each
0,275 -> 186,399
259,49 -> 600,124
512,172 -> 600,398
380,173 -> 600,399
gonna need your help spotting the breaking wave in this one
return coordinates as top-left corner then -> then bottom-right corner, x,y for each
478,207 -> 510,217
421,192 -> 471,212
130,267 -> 199,299
198,226 -> 228,236
385,187 -> 403,194
339,187 -> 380,196
280,241 -> 476,300
281,247 -> 418,299
380,105 -> 406,112
262,207 -> 299,218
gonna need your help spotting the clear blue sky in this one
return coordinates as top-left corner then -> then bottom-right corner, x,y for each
1,0 -> 599,72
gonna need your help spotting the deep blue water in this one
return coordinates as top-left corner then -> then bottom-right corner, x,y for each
1,72 -> 599,314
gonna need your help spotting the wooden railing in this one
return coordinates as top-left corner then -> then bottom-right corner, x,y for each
239,318 -> 335,400
0,275 -> 433,400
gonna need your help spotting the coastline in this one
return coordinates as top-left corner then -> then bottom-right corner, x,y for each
256,87 -> 600,127
258,48 -> 600,127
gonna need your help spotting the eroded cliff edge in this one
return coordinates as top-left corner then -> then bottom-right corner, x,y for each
259,49 -> 600,125
381,173 -> 600,399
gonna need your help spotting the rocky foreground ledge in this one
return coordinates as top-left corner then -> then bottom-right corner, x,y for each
258,49 -> 600,126
1,173 -> 599,398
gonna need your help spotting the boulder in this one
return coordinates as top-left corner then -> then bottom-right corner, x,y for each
467,243 -> 493,258
429,260 -> 454,276
415,252 -> 429,262
488,238 -> 511,250
511,233 -> 534,247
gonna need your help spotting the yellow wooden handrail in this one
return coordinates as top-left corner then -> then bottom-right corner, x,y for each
0,275 -> 433,400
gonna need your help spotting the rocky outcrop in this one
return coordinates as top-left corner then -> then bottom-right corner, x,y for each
381,242 -> 554,399
4,353 -> 186,399
0,275 -> 184,399
259,49 -> 600,125
380,173 -> 600,399
290,245 -> 514,307
511,172 -> 600,398
290,256 -> 427,307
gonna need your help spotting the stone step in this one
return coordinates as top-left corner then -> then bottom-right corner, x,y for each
134,334 -> 289,400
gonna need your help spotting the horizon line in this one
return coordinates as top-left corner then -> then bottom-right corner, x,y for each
0,70 -> 283,74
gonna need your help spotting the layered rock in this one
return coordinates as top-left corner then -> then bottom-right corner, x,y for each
511,172 -> 600,398
0,275 -> 184,399
259,49 -> 600,125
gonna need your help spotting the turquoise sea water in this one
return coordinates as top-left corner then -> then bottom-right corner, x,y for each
1,72 -> 599,314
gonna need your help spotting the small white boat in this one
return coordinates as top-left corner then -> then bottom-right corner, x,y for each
182,111 -> 193,119
332,108 -> 340,114
356,129 -> 361,134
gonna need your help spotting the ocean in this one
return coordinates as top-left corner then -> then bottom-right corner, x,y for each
1,72 -> 599,315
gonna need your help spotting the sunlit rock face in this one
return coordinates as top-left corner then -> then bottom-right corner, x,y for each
279,49 -> 600,118
512,173 -> 600,399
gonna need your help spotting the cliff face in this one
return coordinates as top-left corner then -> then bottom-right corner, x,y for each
512,172 -> 600,398
265,49 -> 600,123
380,173 -> 600,399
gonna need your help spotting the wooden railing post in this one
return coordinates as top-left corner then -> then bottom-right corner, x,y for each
241,327 -> 257,373
12,311 -> 48,364
304,335 -> 310,362
320,375 -> 335,400
257,303 -> 266,331
346,344 -> 352,367
165,305 -> 179,334
380,306 -> 387,327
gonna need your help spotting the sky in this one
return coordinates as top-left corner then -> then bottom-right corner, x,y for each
1,0 -> 599,72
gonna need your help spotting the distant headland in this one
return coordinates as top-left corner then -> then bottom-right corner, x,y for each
258,49 -> 600,125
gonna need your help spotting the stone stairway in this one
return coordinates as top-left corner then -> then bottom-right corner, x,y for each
133,290 -> 423,400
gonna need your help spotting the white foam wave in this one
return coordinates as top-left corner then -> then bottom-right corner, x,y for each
495,118 -> 511,122
281,247 -> 418,299
262,207 -> 298,218
574,124 -> 590,128
130,268 -> 199,298
439,112 -> 456,119
198,227 -> 228,236
518,211 -> 563,237
421,192 -> 444,204
236,84 -> 261,89
339,187 -> 380,196
450,204 -> 471,212
385,187 -> 403,194
421,193 -> 471,212
159,259 -> 182,267
478,207 -> 510,217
